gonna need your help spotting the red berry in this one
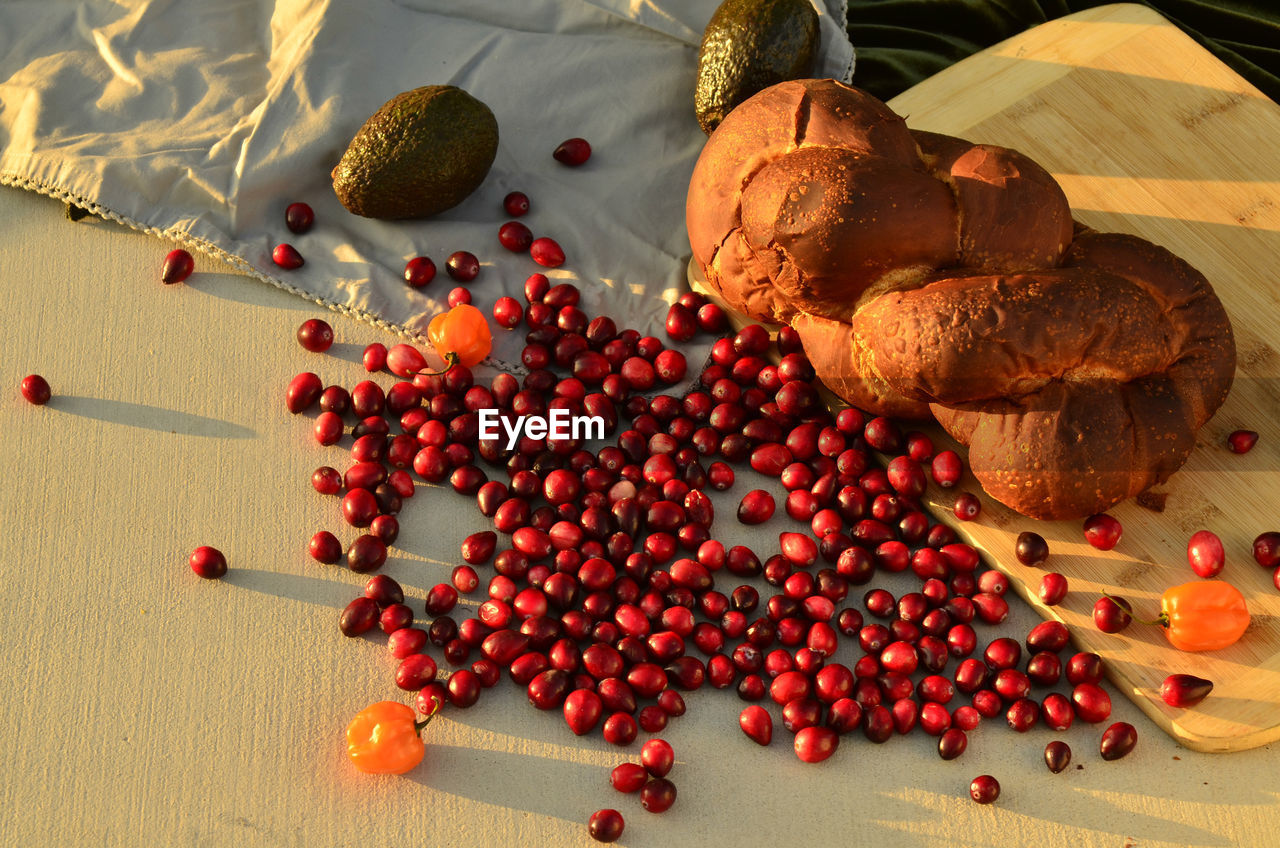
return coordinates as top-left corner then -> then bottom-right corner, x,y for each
272,243 -> 304,269
1187,529 -> 1225,578
640,738 -> 675,777
794,725 -> 839,763
739,704 -> 772,745
285,202 -> 314,234
493,296 -> 523,329
953,492 -> 981,521
503,191 -> 530,217
530,237 -> 565,268
498,221 -> 534,252
1227,429 -> 1259,453
189,545 -> 227,579
587,809 -> 624,843
1100,721 -> 1138,760
969,774 -> 1000,804
20,374 -> 51,405
1044,740 -> 1072,773
162,248 -> 194,284
404,256 -> 436,288
1083,513 -> 1123,550
1161,673 -> 1214,707
296,318 -> 333,352
445,251 -> 480,282
1092,596 -> 1132,633
447,287 -> 471,307
1015,531 -> 1049,566
553,137 -> 592,166
639,777 -> 676,813
1255,532 -> 1280,568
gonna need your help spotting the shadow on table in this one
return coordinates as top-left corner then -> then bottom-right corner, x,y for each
222,566 -> 349,609
52,394 -> 256,439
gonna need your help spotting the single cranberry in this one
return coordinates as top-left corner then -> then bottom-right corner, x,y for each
448,286 -> 472,307
588,809 -> 624,843
404,256 -> 436,288
445,251 -> 480,281
492,296 -> 523,329
272,243 -> 304,269
1066,652 -> 1104,686
189,545 -> 227,579
1100,721 -> 1138,760
309,531 -> 343,564
611,762 -> 648,793
953,493 -> 981,521
1014,531 -> 1049,566
738,490 -> 775,525
665,303 -> 697,342
20,374 -> 51,405
602,712 -> 638,747
641,738 -> 675,777
346,535 -> 388,573
1187,529 -> 1226,578
286,372 -> 323,413
1045,740 -> 1072,773
553,137 -> 592,166
1093,596 -> 1132,633
938,727 -> 968,760
640,777 -> 676,812
1161,673 -> 1214,707
531,237 -> 566,268
930,450 -> 962,487
285,201 -> 314,233
1227,429 -> 1259,453
1083,513 -> 1123,550
503,191 -> 531,217
363,343 -> 388,372
339,597 -> 379,637
794,725 -> 839,763
1038,572 -> 1068,605
969,775 -> 1000,804
1254,532 -> 1280,567
161,248 -> 195,284
1072,682 -> 1112,723
296,318 -> 333,352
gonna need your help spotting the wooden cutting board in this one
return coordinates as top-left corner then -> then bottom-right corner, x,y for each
691,3 -> 1280,752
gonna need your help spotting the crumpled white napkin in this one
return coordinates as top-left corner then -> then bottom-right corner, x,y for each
0,0 -> 852,369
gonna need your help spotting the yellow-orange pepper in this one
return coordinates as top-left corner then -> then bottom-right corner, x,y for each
346,701 -> 433,775
1159,581 -> 1250,652
427,303 -> 492,368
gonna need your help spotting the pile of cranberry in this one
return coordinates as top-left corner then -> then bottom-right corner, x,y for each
282,265 -> 1141,839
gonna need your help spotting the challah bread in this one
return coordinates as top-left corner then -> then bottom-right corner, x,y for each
686,78 -> 1236,520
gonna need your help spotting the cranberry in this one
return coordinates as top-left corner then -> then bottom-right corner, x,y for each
340,597 -> 379,637
1045,740 -> 1072,773
1093,595 -> 1132,633
531,237 -> 566,268
553,137 -> 592,166
498,220 -> 534,252
283,201 -> 314,233
737,490 -> 775,525
665,303 -> 697,342
403,256 -> 436,288
1066,652 -> 1104,686
603,712 -> 638,746
969,774 -> 1000,804
1186,529 -> 1226,578
788,725 -> 836,764
953,493 -> 981,520
346,534 -> 387,573
1100,721 -> 1138,760
938,727 -> 968,760
1015,531 -> 1049,566
20,374 -> 51,405
161,248 -> 195,284
587,809 -> 624,843
640,738 -> 675,777
311,466 -> 341,495
930,450 -> 962,486
1083,513 -> 1123,550
272,243 -> 304,269
309,531 -> 342,564
1042,693 -> 1074,731
441,251 -> 478,282
1038,572 -> 1068,605
1227,429 -> 1259,453
189,545 -> 227,579
1161,673 -> 1213,707
447,668 -> 482,708
640,777 -> 676,812
364,343 -> 388,371
286,372 -> 323,413
448,287 -> 472,307
395,653 -> 437,690
611,762 -> 648,794
1254,532 -> 1280,567
294,318 -> 333,353
1072,682 -> 1112,723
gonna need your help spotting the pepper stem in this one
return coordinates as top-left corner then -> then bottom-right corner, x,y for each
413,352 -> 459,379
414,697 -> 443,733
1100,593 -> 1167,628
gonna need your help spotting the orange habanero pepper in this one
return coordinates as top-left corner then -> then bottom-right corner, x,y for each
427,303 -> 492,369
345,700 -> 437,775
1158,581 -> 1250,652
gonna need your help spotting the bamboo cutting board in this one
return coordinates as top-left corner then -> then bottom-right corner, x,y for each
691,4 -> 1280,751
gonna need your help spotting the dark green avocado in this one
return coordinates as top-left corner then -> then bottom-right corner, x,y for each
695,0 -> 820,134
332,85 -> 498,219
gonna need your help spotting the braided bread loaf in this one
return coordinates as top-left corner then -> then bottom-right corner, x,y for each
686,79 -> 1236,520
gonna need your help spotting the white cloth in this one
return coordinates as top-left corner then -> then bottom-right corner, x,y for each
0,0 -> 852,369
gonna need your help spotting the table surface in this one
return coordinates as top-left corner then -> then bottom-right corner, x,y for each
2,181 -> 1280,845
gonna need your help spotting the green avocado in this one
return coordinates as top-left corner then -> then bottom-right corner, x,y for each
695,0 -> 820,135
332,85 -> 498,219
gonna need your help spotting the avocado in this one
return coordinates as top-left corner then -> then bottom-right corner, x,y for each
695,0 -> 820,135
332,85 -> 498,219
